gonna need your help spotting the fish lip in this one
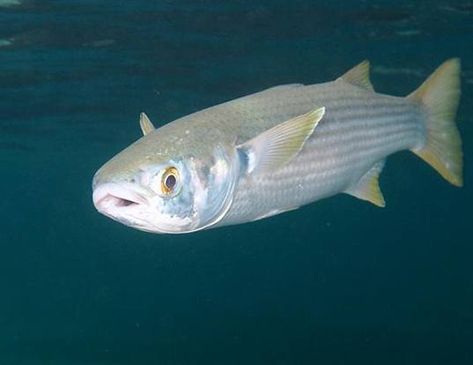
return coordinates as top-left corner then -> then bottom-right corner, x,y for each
92,182 -> 147,211
92,183 -> 195,234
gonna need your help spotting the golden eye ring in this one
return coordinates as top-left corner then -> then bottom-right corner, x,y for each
161,166 -> 179,195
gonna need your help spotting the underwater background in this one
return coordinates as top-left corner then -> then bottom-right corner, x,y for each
1,0 -> 472,364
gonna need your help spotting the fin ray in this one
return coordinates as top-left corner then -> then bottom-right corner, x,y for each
237,107 -> 325,175
346,161 -> 385,207
139,112 -> 155,136
408,58 -> 462,186
338,60 -> 374,91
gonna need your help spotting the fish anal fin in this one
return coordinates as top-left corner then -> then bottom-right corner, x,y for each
345,161 -> 386,207
237,107 -> 325,175
338,60 -> 374,91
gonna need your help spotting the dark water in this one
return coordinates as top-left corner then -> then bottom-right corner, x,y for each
1,0 -> 472,364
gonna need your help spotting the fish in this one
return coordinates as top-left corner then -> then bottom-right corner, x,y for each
92,59 -> 462,234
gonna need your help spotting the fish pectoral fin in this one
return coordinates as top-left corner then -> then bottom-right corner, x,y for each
237,107 -> 325,175
139,112 -> 156,135
338,60 -> 374,91
345,160 -> 386,207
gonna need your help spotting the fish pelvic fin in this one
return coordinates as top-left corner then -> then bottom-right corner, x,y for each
345,160 -> 386,207
408,58 -> 463,187
338,60 -> 374,91
237,107 -> 325,175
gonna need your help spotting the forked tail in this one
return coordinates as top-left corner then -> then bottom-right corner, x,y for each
407,58 -> 462,186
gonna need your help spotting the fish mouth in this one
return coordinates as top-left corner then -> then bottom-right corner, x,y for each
93,183 -> 147,212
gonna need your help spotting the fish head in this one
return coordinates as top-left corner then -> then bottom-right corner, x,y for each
92,124 -> 238,234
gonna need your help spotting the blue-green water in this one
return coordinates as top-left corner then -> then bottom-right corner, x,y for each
1,1 -> 472,364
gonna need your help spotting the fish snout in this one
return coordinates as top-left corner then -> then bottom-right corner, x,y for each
92,182 -> 148,213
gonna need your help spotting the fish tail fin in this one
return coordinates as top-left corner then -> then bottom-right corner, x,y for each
407,58 -> 463,187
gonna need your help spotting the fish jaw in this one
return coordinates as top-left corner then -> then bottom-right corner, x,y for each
92,181 -> 196,233
93,182 -> 155,231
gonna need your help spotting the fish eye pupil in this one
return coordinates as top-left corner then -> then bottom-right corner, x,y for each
165,174 -> 176,190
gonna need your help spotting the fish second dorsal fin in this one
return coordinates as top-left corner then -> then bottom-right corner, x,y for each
338,60 -> 374,91
345,160 -> 385,207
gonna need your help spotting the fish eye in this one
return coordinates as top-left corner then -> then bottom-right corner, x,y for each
160,166 -> 179,195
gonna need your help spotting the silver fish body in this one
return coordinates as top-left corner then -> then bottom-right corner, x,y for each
93,59 -> 462,233
213,80 -> 425,226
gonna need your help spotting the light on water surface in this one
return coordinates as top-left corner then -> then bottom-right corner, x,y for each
0,0 -> 21,8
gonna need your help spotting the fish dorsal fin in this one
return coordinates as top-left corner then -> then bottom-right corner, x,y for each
237,107 -> 325,176
338,60 -> 374,91
345,160 -> 385,207
139,112 -> 155,135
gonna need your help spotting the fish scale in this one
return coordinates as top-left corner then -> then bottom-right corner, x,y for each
216,81 -> 425,225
